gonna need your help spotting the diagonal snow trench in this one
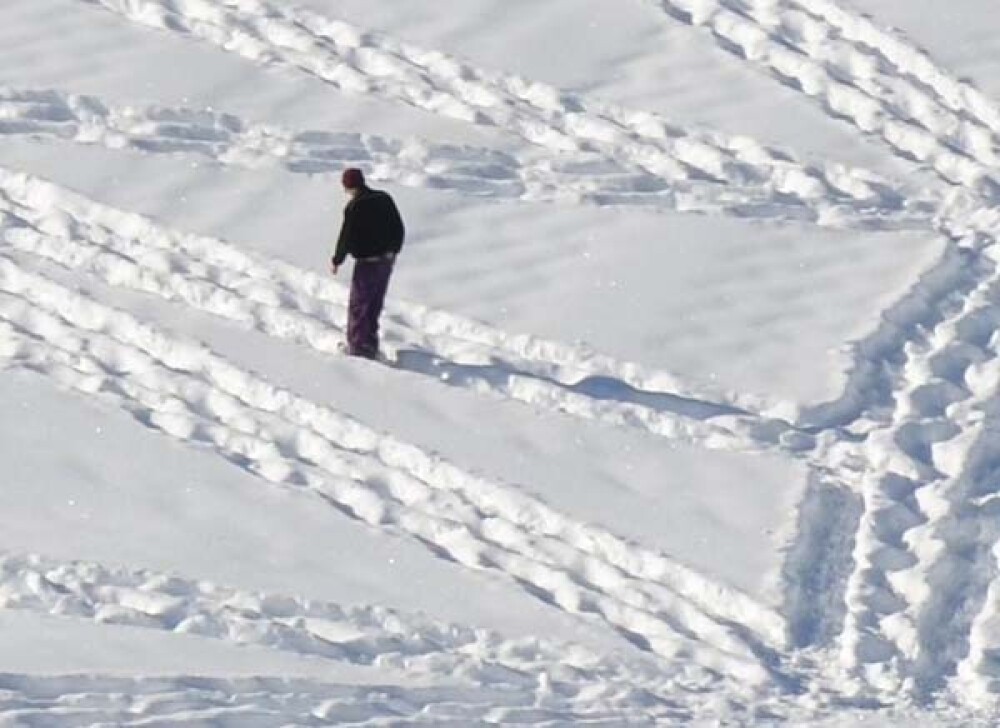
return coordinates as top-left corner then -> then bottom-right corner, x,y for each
0,254 -> 796,687
644,0 -> 1000,197
637,0 -> 1000,704
783,198 -> 1000,702
0,86 -> 932,230
830,213 -> 1000,703
0,165 -> 800,455
73,0 -> 919,223
0,551 -> 684,719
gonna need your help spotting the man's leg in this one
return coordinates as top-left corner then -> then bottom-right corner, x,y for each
347,262 -> 372,356
364,258 -> 394,354
347,258 -> 394,358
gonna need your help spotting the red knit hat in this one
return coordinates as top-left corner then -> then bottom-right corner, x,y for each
342,167 -> 365,190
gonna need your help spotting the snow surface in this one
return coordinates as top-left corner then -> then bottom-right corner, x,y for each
2,0 -> 1000,725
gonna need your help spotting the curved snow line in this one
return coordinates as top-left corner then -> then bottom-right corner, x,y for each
0,165 -> 801,452
0,86 -> 931,229
787,0 -> 1000,135
743,7 -> 1000,673
795,200 -> 1000,443
647,0 -> 1000,198
0,551 -> 675,710
0,257 -> 789,682
72,0 -> 917,217
799,240 -> 977,432
829,220 -> 1000,699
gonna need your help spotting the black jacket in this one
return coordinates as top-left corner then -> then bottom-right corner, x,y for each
332,187 -> 405,266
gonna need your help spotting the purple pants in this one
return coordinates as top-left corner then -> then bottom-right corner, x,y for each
347,256 -> 394,358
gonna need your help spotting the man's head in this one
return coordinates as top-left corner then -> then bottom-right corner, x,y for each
342,167 -> 366,197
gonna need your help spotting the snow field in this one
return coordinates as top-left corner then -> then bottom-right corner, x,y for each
2,0 -> 1000,723
69,0 -> 942,225
0,138 -> 945,413
0,165 -> 783,454
0,257 -> 792,677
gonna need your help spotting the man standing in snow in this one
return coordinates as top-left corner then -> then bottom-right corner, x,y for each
331,168 -> 405,359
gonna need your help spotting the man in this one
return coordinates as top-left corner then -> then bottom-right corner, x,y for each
331,168 -> 405,359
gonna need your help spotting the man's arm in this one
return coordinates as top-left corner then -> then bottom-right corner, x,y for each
388,197 -> 405,253
331,205 -> 355,271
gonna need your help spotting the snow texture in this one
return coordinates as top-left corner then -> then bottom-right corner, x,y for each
2,0 -> 1000,725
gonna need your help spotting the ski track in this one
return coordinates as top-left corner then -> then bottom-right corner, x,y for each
70,0 -> 939,230
0,85 -> 935,229
0,551 -> 695,723
0,165 -> 804,457
0,254 -> 795,690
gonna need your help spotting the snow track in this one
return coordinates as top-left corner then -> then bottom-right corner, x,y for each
70,0 -> 929,227
820,213 -> 1000,704
833,229 -> 1000,695
0,551 -> 686,723
785,0 -> 1000,139
0,166 -> 799,455
0,673 -> 606,726
649,0 -> 1000,196
639,0 -> 1000,707
0,674 -> 446,727
5,0 -> 1000,720
0,255 -> 790,686
0,86 -> 934,228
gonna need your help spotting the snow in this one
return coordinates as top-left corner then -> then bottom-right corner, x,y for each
0,610 -> 398,683
0,139 -> 944,411
0,371 -> 628,654
2,0 -> 1000,724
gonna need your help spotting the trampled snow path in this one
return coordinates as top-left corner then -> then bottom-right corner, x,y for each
829,221 -> 1000,697
772,203 -> 1000,701
647,0 -> 1000,197
72,0 -> 934,228
0,676 -> 428,727
0,86 -> 934,229
0,673 -> 610,726
0,552 -> 691,723
0,166 -> 803,455
827,199 -> 1000,705
0,256 -> 793,687
629,0 -> 1000,705
0,667 -> 755,726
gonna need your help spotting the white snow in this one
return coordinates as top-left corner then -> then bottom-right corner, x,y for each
2,0 -> 1000,724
